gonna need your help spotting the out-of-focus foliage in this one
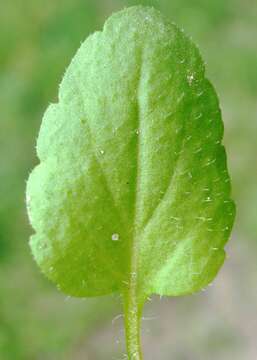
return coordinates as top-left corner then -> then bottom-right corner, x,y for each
0,0 -> 256,359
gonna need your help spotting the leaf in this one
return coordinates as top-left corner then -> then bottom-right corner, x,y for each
26,6 -> 235,359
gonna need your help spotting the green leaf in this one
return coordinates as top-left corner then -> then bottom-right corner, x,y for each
26,6 -> 235,359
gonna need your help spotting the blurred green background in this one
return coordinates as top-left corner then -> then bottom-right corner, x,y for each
1,0 -> 256,359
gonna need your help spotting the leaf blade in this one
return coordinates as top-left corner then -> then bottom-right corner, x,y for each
26,5 -> 235,302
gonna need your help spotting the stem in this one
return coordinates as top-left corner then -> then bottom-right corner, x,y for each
123,291 -> 144,360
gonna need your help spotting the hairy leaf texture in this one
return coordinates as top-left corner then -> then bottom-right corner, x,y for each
26,6 -> 235,302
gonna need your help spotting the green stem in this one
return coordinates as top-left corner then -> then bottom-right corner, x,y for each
123,291 -> 144,360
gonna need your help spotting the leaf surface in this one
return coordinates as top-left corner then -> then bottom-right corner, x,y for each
26,6 -> 235,303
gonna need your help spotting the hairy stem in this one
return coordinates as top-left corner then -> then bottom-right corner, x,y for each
123,291 -> 144,360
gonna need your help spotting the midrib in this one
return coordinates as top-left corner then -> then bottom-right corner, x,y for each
128,49 -> 144,304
